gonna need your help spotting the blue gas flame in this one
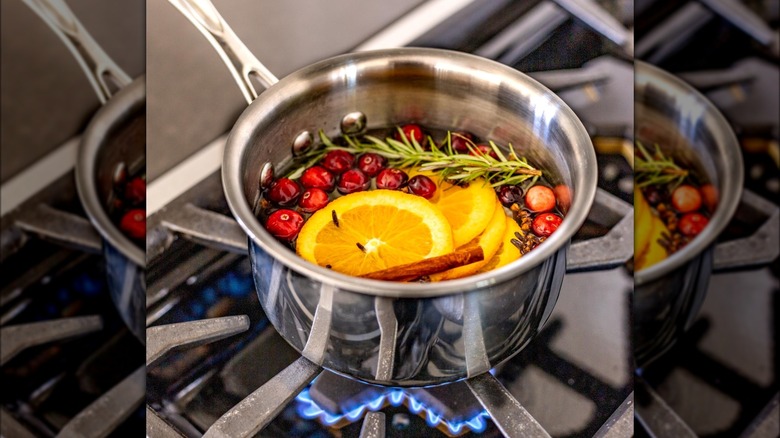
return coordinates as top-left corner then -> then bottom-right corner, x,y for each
295,386 -> 489,434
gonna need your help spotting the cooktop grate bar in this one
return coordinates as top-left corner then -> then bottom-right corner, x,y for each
593,392 -> 635,438
0,315 -> 103,366
741,393 -> 780,438
202,356 -> 322,438
56,366 -> 146,438
635,376 -> 696,437
146,315 -> 250,365
359,411 -> 386,438
466,372 -> 551,437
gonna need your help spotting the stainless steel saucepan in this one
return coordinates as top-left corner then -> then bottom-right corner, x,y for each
168,0 -> 615,387
634,61 -> 779,367
22,0 -> 146,342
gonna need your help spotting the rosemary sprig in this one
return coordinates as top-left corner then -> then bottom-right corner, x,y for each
635,141 -> 689,189
287,128 -> 542,187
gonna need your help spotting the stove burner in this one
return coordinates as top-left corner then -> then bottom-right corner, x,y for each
296,380 -> 490,436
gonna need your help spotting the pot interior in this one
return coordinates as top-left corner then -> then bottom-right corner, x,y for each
77,78 -> 146,267
634,62 -> 743,284
225,48 -> 596,296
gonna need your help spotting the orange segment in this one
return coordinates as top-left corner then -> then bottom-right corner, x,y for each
431,200 -> 507,281
477,215 -> 523,274
412,170 -> 497,247
296,190 -> 454,276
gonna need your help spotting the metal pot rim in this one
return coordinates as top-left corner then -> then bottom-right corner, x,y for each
75,76 -> 146,267
223,48 -> 596,298
634,61 -> 743,285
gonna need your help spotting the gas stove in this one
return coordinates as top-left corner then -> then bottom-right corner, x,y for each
1,1 -> 146,436
634,0 -> 779,436
145,1 -> 635,437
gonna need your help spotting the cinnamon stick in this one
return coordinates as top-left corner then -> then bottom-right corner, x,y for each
361,246 -> 484,282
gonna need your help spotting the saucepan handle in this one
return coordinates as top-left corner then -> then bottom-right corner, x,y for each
712,189 -> 779,272
566,188 -> 634,272
166,0 -> 279,104
21,0 -> 131,103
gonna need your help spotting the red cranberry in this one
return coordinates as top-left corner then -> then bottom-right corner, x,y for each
119,209 -> 146,240
450,132 -> 474,153
376,168 -> 409,190
267,178 -> 302,206
298,188 -> 330,213
337,169 -> 370,194
300,166 -> 335,192
497,185 -> 524,207
395,124 -> 424,144
671,185 -> 702,213
320,150 -> 355,174
357,153 -> 387,177
407,175 -> 437,199
525,185 -> 556,212
469,144 -> 498,159
266,209 -> 304,240
532,213 -> 562,237
124,176 -> 146,204
700,184 -> 718,212
554,184 -> 572,212
678,212 -> 709,236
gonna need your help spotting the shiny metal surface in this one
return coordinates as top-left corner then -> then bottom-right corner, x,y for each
75,78 -> 145,267
174,0 -> 599,385
633,61 -> 744,366
75,77 -> 146,341
221,47 -> 596,385
227,48 -> 596,297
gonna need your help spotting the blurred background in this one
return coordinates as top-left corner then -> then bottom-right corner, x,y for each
1,1 -> 145,436
634,0 -> 778,437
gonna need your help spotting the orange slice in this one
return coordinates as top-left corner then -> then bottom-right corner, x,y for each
411,170 -> 497,247
296,190 -> 454,276
477,215 -> 523,273
430,200 -> 507,281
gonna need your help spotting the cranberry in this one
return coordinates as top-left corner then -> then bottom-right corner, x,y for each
469,144 -> 498,159
320,150 -> 355,174
524,185 -> 556,212
497,185 -> 523,207
395,124 -> 424,144
119,208 -> 146,240
532,213 -> 562,237
300,166 -> 335,192
554,184 -> 572,212
376,168 -> 409,190
671,185 -> 702,213
298,188 -> 330,213
700,184 -> 718,212
124,176 -> 146,204
357,153 -> 387,177
678,212 -> 709,236
266,209 -> 304,240
337,168 -> 370,194
407,175 -> 437,199
450,131 -> 474,153
267,178 -> 302,206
